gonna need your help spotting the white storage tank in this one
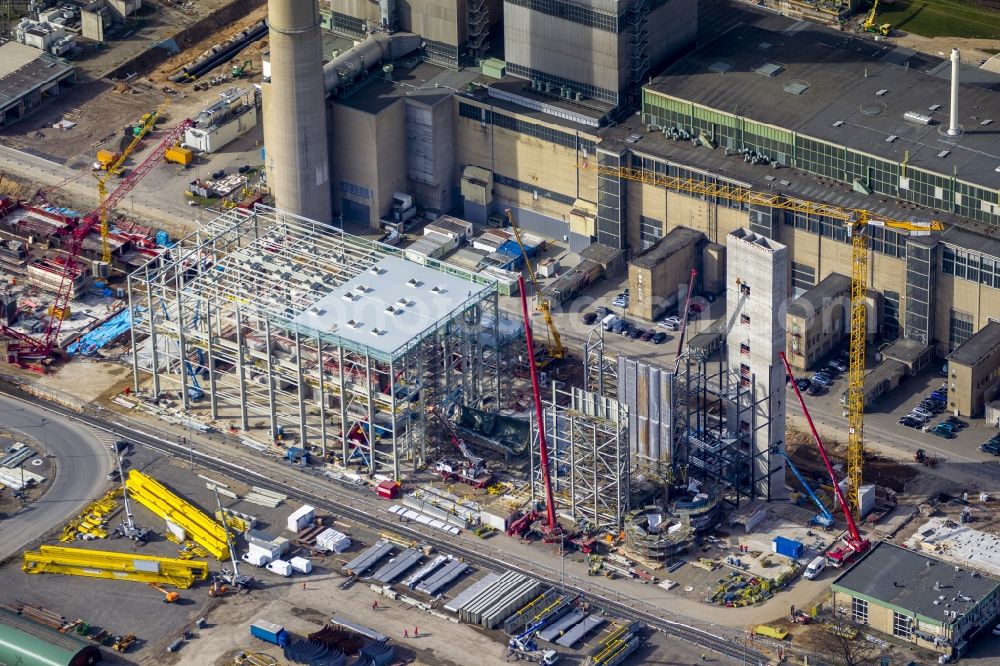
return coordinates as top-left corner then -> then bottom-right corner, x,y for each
289,556 -> 313,574
266,559 -> 293,577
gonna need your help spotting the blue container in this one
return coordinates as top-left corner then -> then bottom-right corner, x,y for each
155,230 -> 170,247
772,536 -> 803,559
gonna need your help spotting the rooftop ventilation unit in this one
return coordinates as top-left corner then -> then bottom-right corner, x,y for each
753,62 -> 784,77
708,61 -> 733,73
886,135 -> 898,142
904,111 -> 933,125
370,327 -> 382,336
833,120 -> 844,127
406,278 -> 419,287
368,266 -> 383,275
876,89 -> 888,96
938,150 -> 951,158
929,104 -> 941,111
341,293 -> 356,302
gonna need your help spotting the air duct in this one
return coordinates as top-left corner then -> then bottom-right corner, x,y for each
322,32 -> 421,94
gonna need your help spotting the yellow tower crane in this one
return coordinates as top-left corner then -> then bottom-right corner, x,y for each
94,109 -> 161,264
580,163 -> 943,516
504,208 -> 565,363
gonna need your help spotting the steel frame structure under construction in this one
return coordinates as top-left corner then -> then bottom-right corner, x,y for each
128,206 -> 508,479
533,384 -> 629,531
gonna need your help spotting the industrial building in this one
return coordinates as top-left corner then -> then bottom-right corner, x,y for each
831,542 -> 1000,658
184,88 -> 259,154
0,608 -> 102,666
785,272 -> 850,372
262,0 -> 1000,364
503,0 -> 697,111
324,0 -> 502,67
80,0 -> 142,43
947,320 -> 1000,417
625,226 -> 703,321
129,206 -> 513,479
0,41 -> 76,128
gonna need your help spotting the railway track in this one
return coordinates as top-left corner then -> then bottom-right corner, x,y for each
10,389 -> 767,664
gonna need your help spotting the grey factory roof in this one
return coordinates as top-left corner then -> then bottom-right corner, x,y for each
0,42 -> 75,108
335,61 -> 476,114
831,542 -> 1000,624
646,10 -> 1000,190
787,272 -> 850,318
291,254 -> 494,356
940,225 -> 1000,261
629,227 -> 704,269
948,321 -> 1000,367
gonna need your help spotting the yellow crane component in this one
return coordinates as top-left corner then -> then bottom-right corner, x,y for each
862,0 -> 891,36
94,109 -> 160,264
125,469 -> 231,560
504,208 -> 565,362
581,162 -> 944,516
22,545 -> 208,588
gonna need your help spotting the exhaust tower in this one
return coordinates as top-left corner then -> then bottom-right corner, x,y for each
262,0 -> 331,222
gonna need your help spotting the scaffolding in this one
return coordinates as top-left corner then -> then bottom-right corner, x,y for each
129,206 -> 509,479
671,350 -> 776,509
533,384 -> 629,532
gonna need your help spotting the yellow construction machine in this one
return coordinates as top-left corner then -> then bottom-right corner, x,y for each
862,0 -> 891,36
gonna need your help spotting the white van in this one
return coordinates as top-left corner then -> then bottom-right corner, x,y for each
601,314 -> 619,331
803,556 -> 825,580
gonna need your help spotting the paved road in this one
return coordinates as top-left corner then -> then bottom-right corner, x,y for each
0,394 -> 109,560
0,143 -> 194,229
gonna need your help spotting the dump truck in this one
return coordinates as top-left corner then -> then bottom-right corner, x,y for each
165,145 -> 193,166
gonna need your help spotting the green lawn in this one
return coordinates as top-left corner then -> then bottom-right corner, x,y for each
873,0 -> 1000,39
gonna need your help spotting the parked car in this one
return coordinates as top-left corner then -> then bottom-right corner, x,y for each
795,378 -> 811,391
827,359 -> 848,373
992,623 -> 1000,636
641,329 -> 655,341
929,390 -> 947,400
930,423 -> 955,439
898,416 -> 923,428
628,326 -> 643,339
981,442 -> 1000,456
618,322 -> 633,336
651,332 -> 668,344
806,382 -> 825,396
612,319 -> 628,334
658,316 -> 681,330
911,406 -> 934,419
582,311 -> 598,325
612,297 -> 629,308
596,306 -> 612,317
114,440 -> 132,454
811,373 -> 831,387
906,412 -> 931,424
944,416 -> 968,430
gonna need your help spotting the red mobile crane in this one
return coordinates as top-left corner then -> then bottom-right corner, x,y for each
2,119 -> 193,370
517,274 -> 563,543
779,352 -> 871,567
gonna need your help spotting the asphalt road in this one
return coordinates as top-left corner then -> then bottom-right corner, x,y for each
0,394 -> 109,560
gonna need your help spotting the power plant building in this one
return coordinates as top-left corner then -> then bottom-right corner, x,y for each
129,206 -> 512,479
264,0 -> 1000,398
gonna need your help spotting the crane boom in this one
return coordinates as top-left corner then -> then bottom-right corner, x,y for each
519,275 -> 558,533
580,161 -> 944,517
505,209 -> 564,361
2,119 -> 193,363
779,352 -> 869,555
674,268 -> 697,358
780,452 -> 834,528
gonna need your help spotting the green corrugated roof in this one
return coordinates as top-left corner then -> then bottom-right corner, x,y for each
0,608 -> 99,666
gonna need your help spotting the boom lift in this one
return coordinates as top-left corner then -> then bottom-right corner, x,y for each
780,352 -> 870,566
506,620 -> 559,664
581,162 -> 944,517
779,452 -> 834,528
1,118 -> 194,369
149,582 -> 180,603
505,209 -> 564,364
518,275 -> 563,543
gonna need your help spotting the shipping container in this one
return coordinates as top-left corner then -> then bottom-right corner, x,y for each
289,556 -> 312,574
286,504 -> 316,533
242,550 -> 270,567
164,146 -> 193,166
250,620 -> 290,646
771,536 -> 803,560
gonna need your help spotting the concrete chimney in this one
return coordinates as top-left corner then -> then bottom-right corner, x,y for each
948,48 -> 961,137
262,0 -> 332,222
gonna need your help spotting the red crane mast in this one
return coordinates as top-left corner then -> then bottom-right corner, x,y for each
779,352 -> 870,562
518,275 -> 559,535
